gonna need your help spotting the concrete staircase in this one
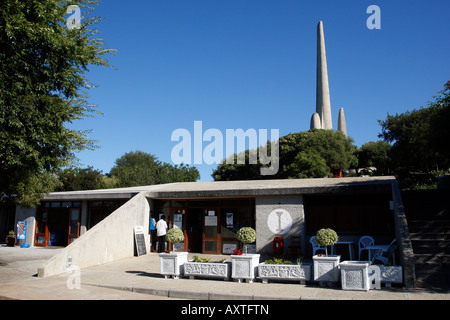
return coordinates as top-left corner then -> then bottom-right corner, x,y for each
402,190 -> 450,291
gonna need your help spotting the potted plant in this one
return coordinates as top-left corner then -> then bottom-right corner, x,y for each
258,257 -> 311,284
312,228 -> 341,284
236,227 -> 256,254
315,228 -> 338,256
231,227 -> 260,283
159,227 -> 188,279
184,255 -> 230,280
6,230 -> 16,247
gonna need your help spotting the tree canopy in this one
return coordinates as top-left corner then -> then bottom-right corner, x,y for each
0,0 -> 115,206
378,81 -> 450,173
213,129 -> 358,181
356,140 -> 392,175
110,151 -> 200,187
55,166 -> 104,192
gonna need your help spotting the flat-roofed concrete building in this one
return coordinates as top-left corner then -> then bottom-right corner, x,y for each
11,176 -> 415,287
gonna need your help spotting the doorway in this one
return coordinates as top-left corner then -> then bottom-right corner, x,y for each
153,198 -> 255,254
186,207 -> 221,253
34,203 -> 81,246
203,208 -> 220,254
186,208 -> 202,252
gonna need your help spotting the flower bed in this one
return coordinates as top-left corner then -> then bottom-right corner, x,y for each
369,265 -> 403,287
258,259 -> 311,284
184,257 -> 231,280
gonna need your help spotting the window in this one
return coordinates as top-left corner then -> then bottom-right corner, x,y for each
220,204 -> 255,243
153,198 -> 256,254
87,200 -> 126,229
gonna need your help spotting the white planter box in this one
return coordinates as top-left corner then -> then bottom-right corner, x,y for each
258,263 -> 311,284
231,254 -> 260,283
184,261 -> 231,280
340,261 -> 370,291
313,255 -> 341,283
159,252 -> 188,279
369,265 -> 403,287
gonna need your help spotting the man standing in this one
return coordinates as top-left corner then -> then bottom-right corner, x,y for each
156,215 -> 168,253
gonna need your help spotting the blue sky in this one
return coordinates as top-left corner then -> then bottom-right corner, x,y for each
72,0 -> 450,181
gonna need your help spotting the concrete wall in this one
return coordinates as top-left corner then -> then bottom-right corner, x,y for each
38,192 -> 150,277
255,195 -> 305,259
391,181 -> 416,288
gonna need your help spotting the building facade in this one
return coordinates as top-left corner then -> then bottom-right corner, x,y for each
9,177 -> 415,287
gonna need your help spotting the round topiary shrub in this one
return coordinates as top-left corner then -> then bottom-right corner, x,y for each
315,228 -> 338,256
166,227 -> 184,245
236,227 -> 256,254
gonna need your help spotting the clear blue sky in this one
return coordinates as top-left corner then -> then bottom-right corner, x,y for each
72,0 -> 450,181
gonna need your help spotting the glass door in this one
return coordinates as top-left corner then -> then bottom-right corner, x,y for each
67,208 -> 80,245
186,207 -> 203,252
171,209 -> 186,251
203,208 -> 221,254
35,209 -> 48,246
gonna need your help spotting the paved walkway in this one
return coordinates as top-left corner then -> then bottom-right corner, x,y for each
0,246 -> 449,300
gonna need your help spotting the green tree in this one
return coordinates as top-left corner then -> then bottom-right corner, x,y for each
279,130 -> 358,178
212,150 -> 264,181
0,0 -> 115,206
357,141 -> 392,175
56,166 -> 105,191
378,81 -> 450,173
110,151 -> 200,187
284,149 -> 331,179
213,129 -> 358,181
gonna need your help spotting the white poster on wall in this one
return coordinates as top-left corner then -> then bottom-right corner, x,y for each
205,216 -> 217,226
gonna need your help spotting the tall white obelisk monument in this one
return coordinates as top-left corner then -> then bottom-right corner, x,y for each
315,20 -> 333,130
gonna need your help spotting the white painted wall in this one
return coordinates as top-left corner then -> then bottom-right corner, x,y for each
38,192 -> 150,277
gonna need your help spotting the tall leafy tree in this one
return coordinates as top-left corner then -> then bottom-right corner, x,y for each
279,130 -> 358,178
0,0 -> 115,206
213,129 -> 358,181
357,140 -> 392,175
110,151 -> 200,187
378,81 -> 450,173
56,166 -> 105,191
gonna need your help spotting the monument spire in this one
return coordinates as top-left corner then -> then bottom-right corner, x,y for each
310,112 -> 321,130
316,21 -> 332,130
338,107 -> 347,137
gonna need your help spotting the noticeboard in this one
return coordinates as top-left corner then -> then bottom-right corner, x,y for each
134,226 -> 147,256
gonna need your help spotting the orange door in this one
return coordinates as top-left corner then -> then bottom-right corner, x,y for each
67,208 -> 80,245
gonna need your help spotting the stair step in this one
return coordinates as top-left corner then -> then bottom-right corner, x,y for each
410,233 -> 450,241
412,244 -> 450,255
415,282 -> 450,291
408,226 -> 450,234
415,278 -> 450,290
415,264 -> 445,273
407,220 -> 450,229
413,254 -> 450,264
408,219 -> 450,225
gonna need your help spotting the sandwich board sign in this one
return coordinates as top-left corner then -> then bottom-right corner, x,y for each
134,226 -> 147,256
